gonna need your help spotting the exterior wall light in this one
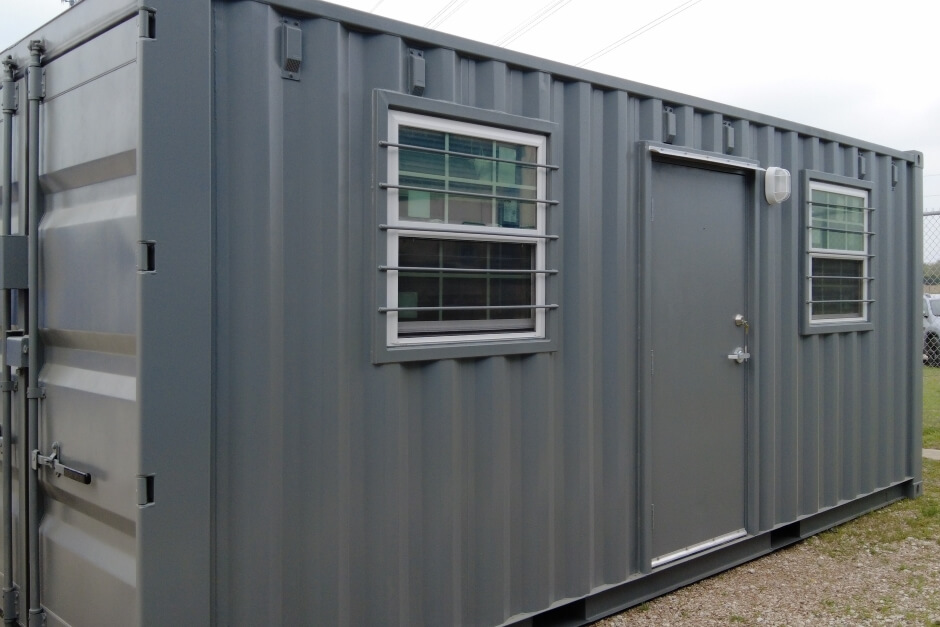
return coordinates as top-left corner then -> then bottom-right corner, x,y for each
765,167 -> 791,205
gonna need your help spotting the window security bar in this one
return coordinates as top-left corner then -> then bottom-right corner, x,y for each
808,201 -> 875,212
379,224 -> 559,240
810,252 -> 876,258
806,275 -> 873,281
379,182 -> 559,206
379,304 -> 559,313
806,299 -> 874,304
379,141 -> 559,170
380,265 -> 558,275
808,226 -> 874,236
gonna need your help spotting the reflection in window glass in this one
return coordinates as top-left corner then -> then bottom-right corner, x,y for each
398,126 -> 538,229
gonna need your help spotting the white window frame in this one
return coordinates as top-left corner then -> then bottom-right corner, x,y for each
385,111 -> 548,347
806,180 -> 871,325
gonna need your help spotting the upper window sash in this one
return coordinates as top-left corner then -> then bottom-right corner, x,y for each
387,110 -> 548,236
807,181 -> 870,255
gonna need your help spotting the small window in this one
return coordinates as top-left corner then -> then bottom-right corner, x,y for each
806,180 -> 872,327
382,111 -> 552,347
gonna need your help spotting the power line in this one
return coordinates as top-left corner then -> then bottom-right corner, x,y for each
425,0 -> 471,29
576,0 -> 705,68
495,0 -> 573,47
369,0 -> 386,12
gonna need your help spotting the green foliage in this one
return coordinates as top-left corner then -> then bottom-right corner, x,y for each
924,367 -> 940,449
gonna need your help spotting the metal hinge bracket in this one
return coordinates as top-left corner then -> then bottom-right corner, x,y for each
1,84 -> 17,113
2,584 -> 19,623
278,20 -> 303,81
32,442 -> 92,485
26,40 -> 45,102
137,240 -> 156,273
27,607 -> 45,627
136,474 -> 155,507
139,8 -> 156,39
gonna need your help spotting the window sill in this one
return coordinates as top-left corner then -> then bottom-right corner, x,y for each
801,321 -> 874,335
373,337 -> 557,364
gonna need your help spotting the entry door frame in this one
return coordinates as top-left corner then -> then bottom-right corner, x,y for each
636,142 -> 764,573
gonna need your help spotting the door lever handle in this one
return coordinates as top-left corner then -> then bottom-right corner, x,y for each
31,442 -> 92,485
727,347 -> 750,364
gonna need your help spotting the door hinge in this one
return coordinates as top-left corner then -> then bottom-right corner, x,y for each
2,584 -> 19,623
136,475 -> 155,507
32,442 -> 92,485
26,607 -> 44,627
137,240 -> 156,273
1,82 -> 17,113
139,8 -> 156,40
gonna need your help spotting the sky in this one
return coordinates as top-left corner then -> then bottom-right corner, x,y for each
3,0 -> 938,240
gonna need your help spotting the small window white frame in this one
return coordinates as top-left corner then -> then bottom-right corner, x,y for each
385,111 -> 548,347
806,179 -> 871,327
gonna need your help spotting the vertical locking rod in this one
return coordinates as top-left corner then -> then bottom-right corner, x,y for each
1,55 -> 19,625
25,40 -> 44,627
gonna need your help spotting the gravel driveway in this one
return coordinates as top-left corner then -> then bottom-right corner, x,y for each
593,460 -> 940,626
595,537 -> 939,626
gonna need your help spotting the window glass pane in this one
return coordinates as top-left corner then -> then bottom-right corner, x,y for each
811,257 -> 863,319
397,125 -> 539,229
810,189 -> 866,252
397,237 -> 535,335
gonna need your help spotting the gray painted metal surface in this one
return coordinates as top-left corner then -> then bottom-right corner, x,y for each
0,0 -> 924,625
650,162 -> 747,565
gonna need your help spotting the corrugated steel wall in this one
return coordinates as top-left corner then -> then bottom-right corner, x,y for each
212,2 -> 921,625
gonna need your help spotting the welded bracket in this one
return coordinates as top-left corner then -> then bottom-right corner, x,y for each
278,20 -> 303,81
27,607 -> 45,627
0,235 -> 28,289
31,442 -> 92,485
2,584 -> 19,623
139,8 -> 156,39
0,82 -> 16,113
27,41 -> 45,101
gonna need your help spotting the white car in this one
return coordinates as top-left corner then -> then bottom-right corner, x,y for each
924,294 -> 940,364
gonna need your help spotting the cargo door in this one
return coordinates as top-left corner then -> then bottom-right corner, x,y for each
649,160 -> 748,567
0,10 -> 142,627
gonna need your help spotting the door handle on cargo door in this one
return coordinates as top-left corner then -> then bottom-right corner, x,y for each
727,347 -> 750,364
31,442 -> 92,485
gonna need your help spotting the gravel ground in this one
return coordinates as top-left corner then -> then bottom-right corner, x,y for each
594,536 -> 940,626
592,462 -> 940,626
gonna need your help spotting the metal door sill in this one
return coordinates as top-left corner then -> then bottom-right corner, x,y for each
652,528 -> 748,568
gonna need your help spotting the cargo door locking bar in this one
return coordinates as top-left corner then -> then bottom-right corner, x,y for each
31,442 -> 91,485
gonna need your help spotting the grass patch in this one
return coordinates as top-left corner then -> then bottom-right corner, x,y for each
923,366 -> 940,449
813,459 -> 940,557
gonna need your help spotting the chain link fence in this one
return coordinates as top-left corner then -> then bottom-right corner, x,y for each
924,212 -> 940,364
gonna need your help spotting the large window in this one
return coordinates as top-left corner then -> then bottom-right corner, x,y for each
806,180 -> 871,326
383,111 -> 550,347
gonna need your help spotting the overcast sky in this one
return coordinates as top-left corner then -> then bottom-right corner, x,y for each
3,0 -> 937,220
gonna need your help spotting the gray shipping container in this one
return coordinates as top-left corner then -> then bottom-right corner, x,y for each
0,1 -> 923,625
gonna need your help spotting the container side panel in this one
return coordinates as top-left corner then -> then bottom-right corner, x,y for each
213,4 -> 286,626
211,4 -> 921,625
774,130 -> 802,524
